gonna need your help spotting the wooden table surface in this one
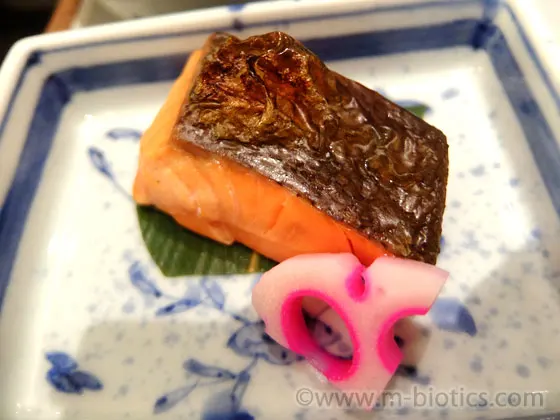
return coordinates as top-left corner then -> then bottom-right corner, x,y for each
45,0 -> 82,32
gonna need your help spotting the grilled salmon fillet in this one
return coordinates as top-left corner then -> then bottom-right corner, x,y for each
133,32 -> 448,266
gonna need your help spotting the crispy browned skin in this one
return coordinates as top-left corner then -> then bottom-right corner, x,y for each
174,31 -> 448,264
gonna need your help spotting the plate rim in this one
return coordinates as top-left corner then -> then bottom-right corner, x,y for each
0,1 -> 560,417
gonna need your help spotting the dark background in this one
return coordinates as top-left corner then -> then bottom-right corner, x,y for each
0,0 -> 56,63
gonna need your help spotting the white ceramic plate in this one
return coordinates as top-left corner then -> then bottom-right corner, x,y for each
1,1 -> 560,419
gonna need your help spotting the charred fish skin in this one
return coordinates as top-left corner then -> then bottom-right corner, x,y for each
175,31 -> 448,264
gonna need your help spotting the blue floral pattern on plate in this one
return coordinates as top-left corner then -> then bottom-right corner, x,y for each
145,273 -> 302,417
45,352 -> 103,394
105,128 -> 142,141
429,297 -> 478,336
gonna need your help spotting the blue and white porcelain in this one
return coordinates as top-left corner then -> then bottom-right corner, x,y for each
1,0 -> 560,419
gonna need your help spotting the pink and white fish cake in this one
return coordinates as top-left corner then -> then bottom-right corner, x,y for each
251,253 -> 448,408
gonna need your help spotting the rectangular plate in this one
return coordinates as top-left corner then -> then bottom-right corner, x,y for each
1,1 -> 560,419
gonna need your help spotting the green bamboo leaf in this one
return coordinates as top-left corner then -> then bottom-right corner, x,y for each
406,105 -> 428,119
137,205 -> 277,277
401,102 -> 430,119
